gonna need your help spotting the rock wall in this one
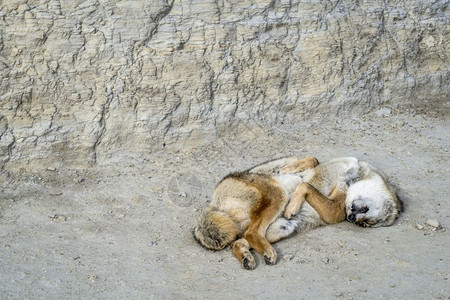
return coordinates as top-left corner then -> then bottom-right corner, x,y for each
0,0 -> 448,166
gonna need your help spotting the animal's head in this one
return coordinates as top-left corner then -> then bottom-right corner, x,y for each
346,195 -> 403,228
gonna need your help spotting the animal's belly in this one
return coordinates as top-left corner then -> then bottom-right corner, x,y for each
274,174 -> 303,199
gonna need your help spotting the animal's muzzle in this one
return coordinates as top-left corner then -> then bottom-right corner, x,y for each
347,213 -> 356,222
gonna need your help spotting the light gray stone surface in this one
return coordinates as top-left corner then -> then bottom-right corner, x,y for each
0,0 -> 449,167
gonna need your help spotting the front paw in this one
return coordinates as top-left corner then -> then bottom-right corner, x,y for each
284,204 -> 298,219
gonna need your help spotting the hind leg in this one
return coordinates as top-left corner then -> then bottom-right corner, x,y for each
232,238 -> 256,270
244,228 -> 277,265
235,217 -> 298,269
244,201 -> 285,265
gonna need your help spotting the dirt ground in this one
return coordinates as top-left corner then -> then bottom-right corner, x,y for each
0,108 -> 449,299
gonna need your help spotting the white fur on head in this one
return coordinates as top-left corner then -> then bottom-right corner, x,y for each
346,175 -> 399,227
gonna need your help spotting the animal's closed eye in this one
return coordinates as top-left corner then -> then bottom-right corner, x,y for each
359,206 -> 369,213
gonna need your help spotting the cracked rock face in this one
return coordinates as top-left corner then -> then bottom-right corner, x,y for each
0,0 -> 448,167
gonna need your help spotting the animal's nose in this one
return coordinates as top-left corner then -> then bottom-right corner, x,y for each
347,214 -> 356,222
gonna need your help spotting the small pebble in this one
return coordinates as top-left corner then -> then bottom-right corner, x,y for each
283,253 -> 295,261
426,219 -> 440,228
322,257 -> 331,264
416,223 -> 424,230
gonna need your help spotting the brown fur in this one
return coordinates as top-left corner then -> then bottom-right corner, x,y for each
194,157 -> 319,269
194,172 -> 290,268
194,156 -> 402,270
285,182 -> 346,224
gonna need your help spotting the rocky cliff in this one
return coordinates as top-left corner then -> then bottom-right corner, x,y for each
0,0 -> 448,167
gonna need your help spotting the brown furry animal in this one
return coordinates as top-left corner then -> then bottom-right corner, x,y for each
193,156 -> 402,270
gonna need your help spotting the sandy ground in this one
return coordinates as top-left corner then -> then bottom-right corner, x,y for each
0,109 -> 449,299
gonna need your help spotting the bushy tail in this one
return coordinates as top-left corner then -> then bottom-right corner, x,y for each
193,208 -> 238,250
